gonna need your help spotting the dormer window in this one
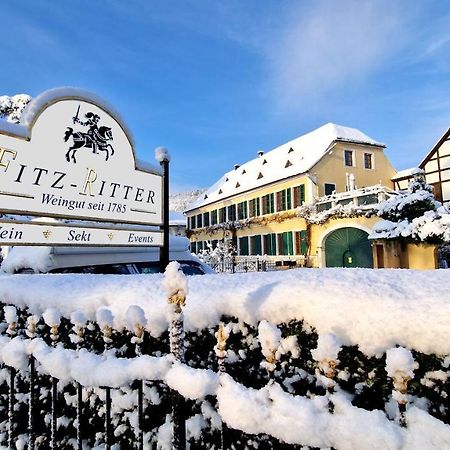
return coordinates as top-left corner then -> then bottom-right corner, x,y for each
285,160 -> 292,168
257,172 -> 263,179
262,159 -> 267,165
288,147 -> 294,153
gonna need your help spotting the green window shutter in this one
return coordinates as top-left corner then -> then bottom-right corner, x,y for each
239,236 -> 249,256
271,233 -> 277,255
251,235 -> 262,255
300,184 -> 305,204
300,230 -> 307,255
264,234 -> 276,255
269,193 -> 275,213
203,212 -> 210,227
211,210 -> 217,225
286,189 -> 292,209
281,232 -> 293,255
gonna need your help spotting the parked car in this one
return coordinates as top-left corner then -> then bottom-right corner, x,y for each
1,236 -> 214,275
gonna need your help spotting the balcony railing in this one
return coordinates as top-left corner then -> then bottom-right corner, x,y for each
314,184 -> 395,213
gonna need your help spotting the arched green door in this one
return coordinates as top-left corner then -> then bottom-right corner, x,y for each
325,227 -> 373,268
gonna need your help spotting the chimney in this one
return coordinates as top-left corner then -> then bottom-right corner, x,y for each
257,150 -> 264,157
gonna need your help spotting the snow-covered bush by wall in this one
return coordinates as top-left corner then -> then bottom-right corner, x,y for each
0,269 -> 449,449
371,175 -> 450,243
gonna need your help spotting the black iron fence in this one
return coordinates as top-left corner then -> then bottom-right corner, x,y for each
202,256 -> 305,273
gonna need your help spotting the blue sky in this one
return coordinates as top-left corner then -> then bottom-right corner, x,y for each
3,0 -> 450,192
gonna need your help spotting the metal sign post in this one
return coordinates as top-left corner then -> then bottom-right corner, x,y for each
159,155 -> 170,271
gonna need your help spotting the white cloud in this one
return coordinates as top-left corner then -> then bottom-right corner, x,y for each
263,0 -> 408,112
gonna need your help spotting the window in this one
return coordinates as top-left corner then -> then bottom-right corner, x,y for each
203,212 -> 210,227
238,201 -> 248,220
293,184 -> 305,207
196,213 -> 203,228
324,183 -> 336,196
364,153 -> 373,169
219,207 -> 226,223
344,150 -> 354,167
239,236 -> 249,256
250,235 -> 262,255
295,230 -> 308,255
262,193 -> 275,214
278,189 -> 292,211
264,233 -> 277,255
189,216 -> 196,229
211,210 -> 218,225
227,204 -> 237,221
249,198 -> 260,217
278,232 -> 293,255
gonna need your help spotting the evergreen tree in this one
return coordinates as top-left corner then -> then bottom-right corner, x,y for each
378,173 -> 439,223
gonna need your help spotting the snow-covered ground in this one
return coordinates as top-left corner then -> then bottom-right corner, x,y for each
1,268 -> 448,355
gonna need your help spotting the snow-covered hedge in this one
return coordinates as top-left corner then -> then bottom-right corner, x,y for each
0,269 -> 449,449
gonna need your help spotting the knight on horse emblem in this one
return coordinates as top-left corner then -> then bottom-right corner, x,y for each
64,106 -> 115,163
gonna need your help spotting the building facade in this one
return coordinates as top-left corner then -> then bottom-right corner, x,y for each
185,123 -> 397,268
392,126 -> 450,205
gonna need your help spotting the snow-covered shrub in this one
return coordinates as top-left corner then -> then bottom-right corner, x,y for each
371,175 -> 450,243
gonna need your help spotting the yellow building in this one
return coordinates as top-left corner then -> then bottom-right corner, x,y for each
185,123 -> 397,268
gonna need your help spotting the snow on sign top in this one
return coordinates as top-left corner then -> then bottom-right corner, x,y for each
0,87 -> 163,226
186,123 -> 384,211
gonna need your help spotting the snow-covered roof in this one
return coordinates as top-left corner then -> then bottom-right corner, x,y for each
391,167 -> 423,181
185,123 -> 384,212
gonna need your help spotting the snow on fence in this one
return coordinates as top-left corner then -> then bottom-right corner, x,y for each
0,267 -> 450,448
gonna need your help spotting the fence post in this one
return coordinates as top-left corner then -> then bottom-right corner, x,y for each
126,305 -> 147,450
26,315 -> 38,450
164,263 -> 187,450
5,306 -> 17,450
43,310 -> 61,450
215,323 -> 229,450
71,312 -> 87,450
97,308 -> 114,450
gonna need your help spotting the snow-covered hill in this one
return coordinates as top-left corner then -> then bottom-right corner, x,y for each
169,189 -> 206,212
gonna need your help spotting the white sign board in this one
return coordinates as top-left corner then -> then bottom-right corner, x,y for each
0,220 -> 163,247
0,90 -> 163,226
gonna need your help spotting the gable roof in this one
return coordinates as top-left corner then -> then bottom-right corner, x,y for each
185,122 -> 384,212
419,126 -> 450,168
